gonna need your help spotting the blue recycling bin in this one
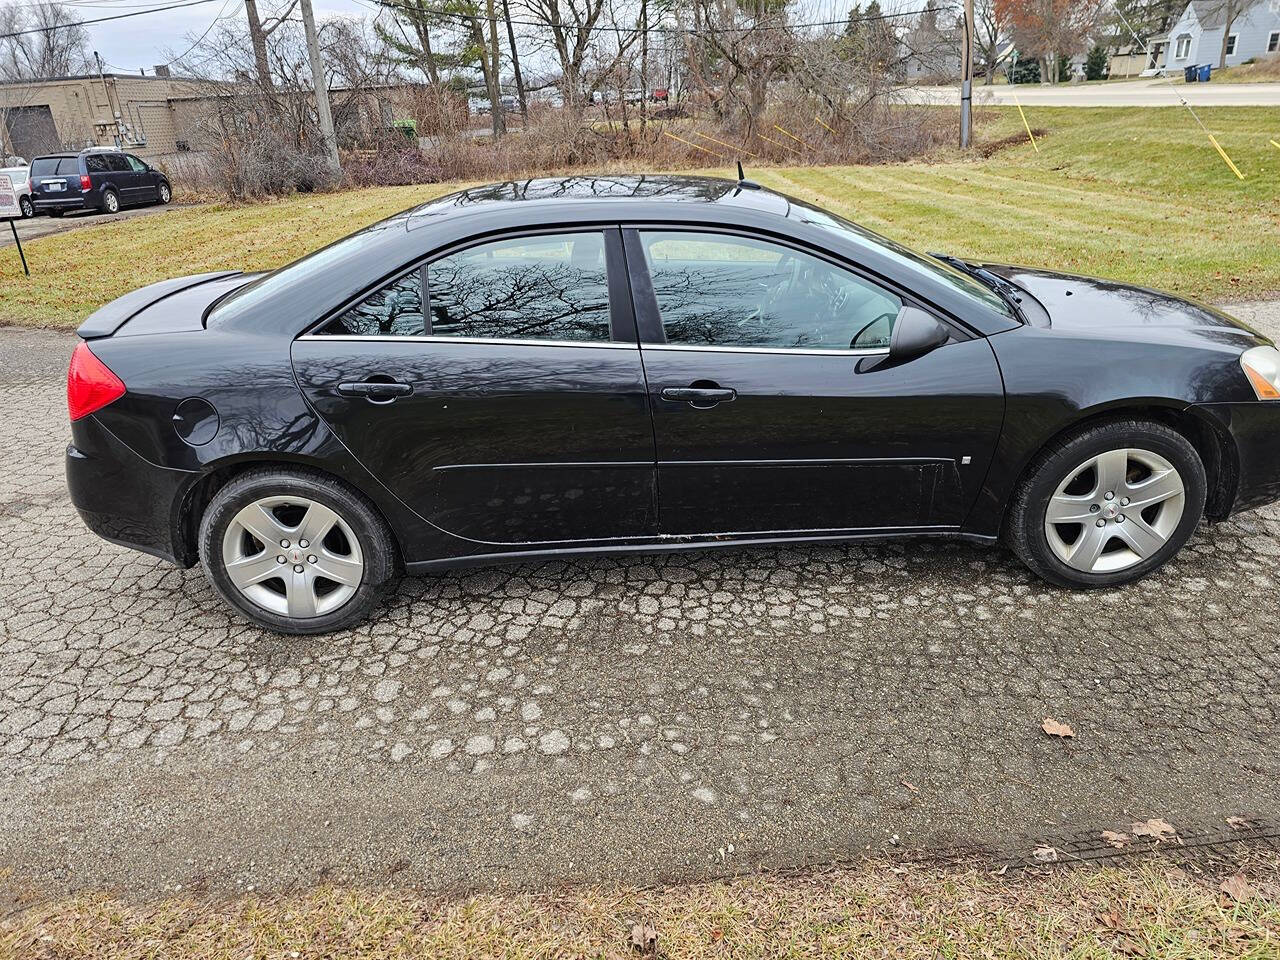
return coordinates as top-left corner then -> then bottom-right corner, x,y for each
1184,65 -> 1198,82
1198,63 -> 1212,82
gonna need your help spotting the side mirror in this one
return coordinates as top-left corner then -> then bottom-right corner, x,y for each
889,305 -> 950,363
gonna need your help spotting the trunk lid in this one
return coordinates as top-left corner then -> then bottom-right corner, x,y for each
78,272 -> 249,339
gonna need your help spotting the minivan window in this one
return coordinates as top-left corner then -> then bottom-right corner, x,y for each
85,154 -> 109,173
106,154 -> 130,172
30,158 -> 59,177
57,157 -> 79,175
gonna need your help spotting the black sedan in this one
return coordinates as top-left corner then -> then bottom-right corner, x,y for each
65,175 -> 1280,634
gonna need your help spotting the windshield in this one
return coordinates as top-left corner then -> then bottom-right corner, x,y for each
788,199 -> 1017,321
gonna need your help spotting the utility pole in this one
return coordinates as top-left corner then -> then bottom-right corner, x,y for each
300,0 -> 340,175
960,0 -> 973,148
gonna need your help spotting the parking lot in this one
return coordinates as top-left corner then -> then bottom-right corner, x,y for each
3,307 -> 1280,899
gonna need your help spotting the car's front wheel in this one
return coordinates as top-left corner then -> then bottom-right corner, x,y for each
1006,419 -> 1206,588
157,181 -> 171,204
198,468 -> 397,634
19,195 -> 33,218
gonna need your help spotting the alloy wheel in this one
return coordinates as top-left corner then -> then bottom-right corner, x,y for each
221,495 -> 364,618
159,183 -> 171,203
1043,447 -> 1185,574
104,192 -> 119,213
19,196 -> 33,217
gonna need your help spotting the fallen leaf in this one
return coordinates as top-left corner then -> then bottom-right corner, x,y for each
1101,830 -> 1130,849
1042,718 -> 1074,738
1131,818 -> 1177,841
900,780 -> 918,793
1226,816 -> 1248,830
1221,874 -> 1254,902
631,921 -> 657,955
1032,845 -> 1059,863
1098,906 -> 1125,930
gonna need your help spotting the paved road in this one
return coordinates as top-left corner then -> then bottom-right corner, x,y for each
3,305 -> 1280,899
906,79 -> 1280,106
2,203 -> 179,249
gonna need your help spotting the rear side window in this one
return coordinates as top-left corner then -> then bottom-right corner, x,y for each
427,232 -> 610,343
85,155 -> 109,173
105,154 -> 130,172
320,270 -> 426,337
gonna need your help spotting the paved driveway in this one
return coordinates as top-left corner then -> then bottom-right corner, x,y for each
2,203 -> 180,249
905,79 -> 1280,106
3,307 -> 1280,898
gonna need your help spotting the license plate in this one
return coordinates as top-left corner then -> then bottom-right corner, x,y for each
46,182 -> 64,192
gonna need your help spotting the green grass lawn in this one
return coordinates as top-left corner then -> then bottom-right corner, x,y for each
2,106 -> 1278,329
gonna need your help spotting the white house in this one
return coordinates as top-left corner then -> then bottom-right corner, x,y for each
1145,0 -> 1280,74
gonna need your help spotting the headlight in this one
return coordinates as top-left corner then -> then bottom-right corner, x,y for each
1240,345 -> 1280,400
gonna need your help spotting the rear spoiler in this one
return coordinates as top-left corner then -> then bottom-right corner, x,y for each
77,271 -> 243,340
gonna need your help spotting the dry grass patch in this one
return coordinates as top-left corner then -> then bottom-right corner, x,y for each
3,854 -> 1280,959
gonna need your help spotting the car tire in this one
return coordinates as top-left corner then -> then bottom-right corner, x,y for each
102,189 -> 120,214
19,196 -> 33,218
1005,418 -> 1206,589
157,181 -> 172,204
198,467 -> 398,634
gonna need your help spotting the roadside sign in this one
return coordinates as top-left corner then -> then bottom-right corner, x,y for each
0,173 -> 19,219
1,173 -> 30,276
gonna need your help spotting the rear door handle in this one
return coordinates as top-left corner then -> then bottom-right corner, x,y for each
661,386 -> 737,405
337,379 -> 413,401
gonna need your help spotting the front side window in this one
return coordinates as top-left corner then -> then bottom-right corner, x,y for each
320,270 -> 425,336
427,232 -> 610,343
640,231 -> 902,351
125,155 -> 148,172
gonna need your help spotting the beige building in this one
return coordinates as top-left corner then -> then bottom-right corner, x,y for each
0,72 -> 215,161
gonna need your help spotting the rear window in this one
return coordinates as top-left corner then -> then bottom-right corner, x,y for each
31,157 -> 63,177
57,157 -> 80,175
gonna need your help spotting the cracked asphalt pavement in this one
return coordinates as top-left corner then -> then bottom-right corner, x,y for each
3,304 -> 1280,899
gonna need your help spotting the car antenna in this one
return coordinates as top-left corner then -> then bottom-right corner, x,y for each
735,159 -> 761,191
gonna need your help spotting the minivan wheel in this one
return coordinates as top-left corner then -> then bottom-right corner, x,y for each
102,189 -> 120,214
157,181 -> 172,204
1005,419 -> 1206,589
199,468 -> 397,634
19,196 -> 33,218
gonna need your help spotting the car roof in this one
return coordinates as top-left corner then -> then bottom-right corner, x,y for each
406,175 -> 790,226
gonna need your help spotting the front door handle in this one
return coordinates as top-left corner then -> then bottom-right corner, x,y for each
337,379 -> 413,401
661,384 -> 737,408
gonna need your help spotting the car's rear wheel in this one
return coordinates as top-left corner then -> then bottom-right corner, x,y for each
1005,419 -> 1206,588
199,468 -> 397,634
102,189 -> 120,214
19,196 -> 33,218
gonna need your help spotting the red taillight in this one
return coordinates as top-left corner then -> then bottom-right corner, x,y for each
68,342 -> 125,421
80,174 -> 91,191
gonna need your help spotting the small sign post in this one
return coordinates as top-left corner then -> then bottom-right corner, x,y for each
0,174 -> 29,276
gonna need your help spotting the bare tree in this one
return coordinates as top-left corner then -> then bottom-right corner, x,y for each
974,0 -> 1008,83
0,2 -> 91,81
682,0 -> 794,134
521,0 -> 640,109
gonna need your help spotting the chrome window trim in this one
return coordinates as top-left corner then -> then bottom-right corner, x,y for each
298,334 -> 890,357
299,333 -> 635,349
644,343 -> 889,357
